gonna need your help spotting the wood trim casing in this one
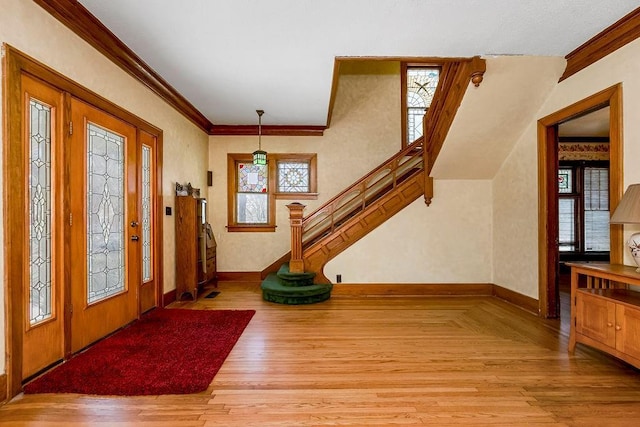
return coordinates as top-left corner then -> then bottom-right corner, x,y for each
537,84 -> 623,318
400,62 -> 408,147
0,374 -> 7,403
32,0 -> 330,135
560,7 -> 640,81
211,278 -> 537,315
492,285 -> 539,315
210,125 -> 325,137
331,283 -> 494,296
32,0 -> 213,133
226,153 -> 277,233
162,288 -> 177,307
328,283 -> 539,314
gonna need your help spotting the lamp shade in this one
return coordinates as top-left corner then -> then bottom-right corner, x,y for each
252,149 -> 267,165
610,184 -> 640,224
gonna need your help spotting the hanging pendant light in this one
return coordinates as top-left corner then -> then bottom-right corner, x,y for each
252,109 -> 267,165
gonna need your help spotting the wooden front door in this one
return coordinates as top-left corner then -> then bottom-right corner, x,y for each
7,47 -> 163,397
20,84 -> 148,377
68,98 -> 140,352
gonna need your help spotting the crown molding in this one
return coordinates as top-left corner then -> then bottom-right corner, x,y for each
560,7 -> 640,81
32,0 -> 213,133
209,125 -> 325,137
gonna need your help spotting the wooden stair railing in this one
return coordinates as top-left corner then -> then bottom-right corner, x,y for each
277,57 -> 487,282
302,139 -> 425,250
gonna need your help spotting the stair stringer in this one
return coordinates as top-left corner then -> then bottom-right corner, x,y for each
303,170 -> 425,283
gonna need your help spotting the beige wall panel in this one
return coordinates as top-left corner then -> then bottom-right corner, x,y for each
208,70 -> 401,271
493,38 -> 640,298
325,180 -> 493,283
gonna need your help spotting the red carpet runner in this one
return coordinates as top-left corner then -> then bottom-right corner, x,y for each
24,308 -> 255,395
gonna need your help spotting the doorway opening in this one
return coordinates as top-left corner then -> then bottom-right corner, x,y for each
537,84 -> 623,319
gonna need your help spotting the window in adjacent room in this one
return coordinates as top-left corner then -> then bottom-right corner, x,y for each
401,65 -> 440,147
558,161 -> 610,255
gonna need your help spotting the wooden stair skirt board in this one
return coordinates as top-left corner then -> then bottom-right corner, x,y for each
304,170 -> 425,283
261,263 -> 332,305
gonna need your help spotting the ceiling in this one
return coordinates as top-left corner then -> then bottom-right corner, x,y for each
558,107 -> 610,137
77,0 -> 639,127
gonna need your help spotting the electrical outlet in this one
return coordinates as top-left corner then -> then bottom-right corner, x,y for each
336,274 -> 342,283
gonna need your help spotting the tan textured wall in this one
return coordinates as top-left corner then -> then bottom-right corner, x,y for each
325,180 -> 493,283
209,64 -> 494,283
0,0 -> 209,372
493,38 -> 640,298
208,66 -> 402,271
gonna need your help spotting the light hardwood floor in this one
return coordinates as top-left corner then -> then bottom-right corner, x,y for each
2,282 -> 640,426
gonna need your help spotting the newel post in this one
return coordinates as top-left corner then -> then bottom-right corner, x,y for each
287,202 -> 306,273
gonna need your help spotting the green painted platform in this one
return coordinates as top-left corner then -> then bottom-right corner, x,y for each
261,264 -> 332,305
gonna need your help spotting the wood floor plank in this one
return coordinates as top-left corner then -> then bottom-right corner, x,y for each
2,282 -> 640,425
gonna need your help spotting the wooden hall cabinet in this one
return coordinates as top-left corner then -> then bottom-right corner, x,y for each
175,196 -> 216,300
569,263 -> 640,368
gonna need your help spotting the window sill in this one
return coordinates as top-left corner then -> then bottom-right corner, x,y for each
274,192 -> 318,200
226,224 -> 276,233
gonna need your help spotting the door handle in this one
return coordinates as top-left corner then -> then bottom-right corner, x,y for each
131,235 -> 139,241
130,221 -> 139,227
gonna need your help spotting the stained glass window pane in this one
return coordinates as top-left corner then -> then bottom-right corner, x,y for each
407,68 -> 439,142
238,162 -> 267,193
278,161 -> 310,193
87,123 -> 125,304
559,198 -> 576,252
237,193 -> 268,224
558,168 -> 572,194
28,98 -> 53,325
141,144 -> 153,282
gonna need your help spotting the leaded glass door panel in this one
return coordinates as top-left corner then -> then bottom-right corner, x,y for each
69,98 -> 139,353
21,75 -> 65,378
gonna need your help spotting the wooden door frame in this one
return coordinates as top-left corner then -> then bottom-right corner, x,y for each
2,45 -> 164,398
537,84 -> 623,318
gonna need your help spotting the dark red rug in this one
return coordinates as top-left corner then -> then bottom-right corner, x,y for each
24,308 -> 255,396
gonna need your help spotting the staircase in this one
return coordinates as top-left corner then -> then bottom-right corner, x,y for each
261,56 -> 486,301
302,142 -> 427,283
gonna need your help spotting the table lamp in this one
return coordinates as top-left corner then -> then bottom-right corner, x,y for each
610,184 -> 640,271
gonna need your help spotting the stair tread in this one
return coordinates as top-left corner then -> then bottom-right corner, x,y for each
261,273 -> 331,294
277,263 -> 316,280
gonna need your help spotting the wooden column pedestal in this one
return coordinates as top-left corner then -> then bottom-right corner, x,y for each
287,202 -> 306,273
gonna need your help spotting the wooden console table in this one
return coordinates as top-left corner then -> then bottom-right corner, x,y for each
567,262 -> 640,368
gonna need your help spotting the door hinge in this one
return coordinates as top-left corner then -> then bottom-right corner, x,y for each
69,121 -> 73,135
68,304 -> 73,315
69,212 -> 73,226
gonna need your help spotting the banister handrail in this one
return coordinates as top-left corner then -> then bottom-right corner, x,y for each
302,138 -> 424,227
302,143 -> 424,246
